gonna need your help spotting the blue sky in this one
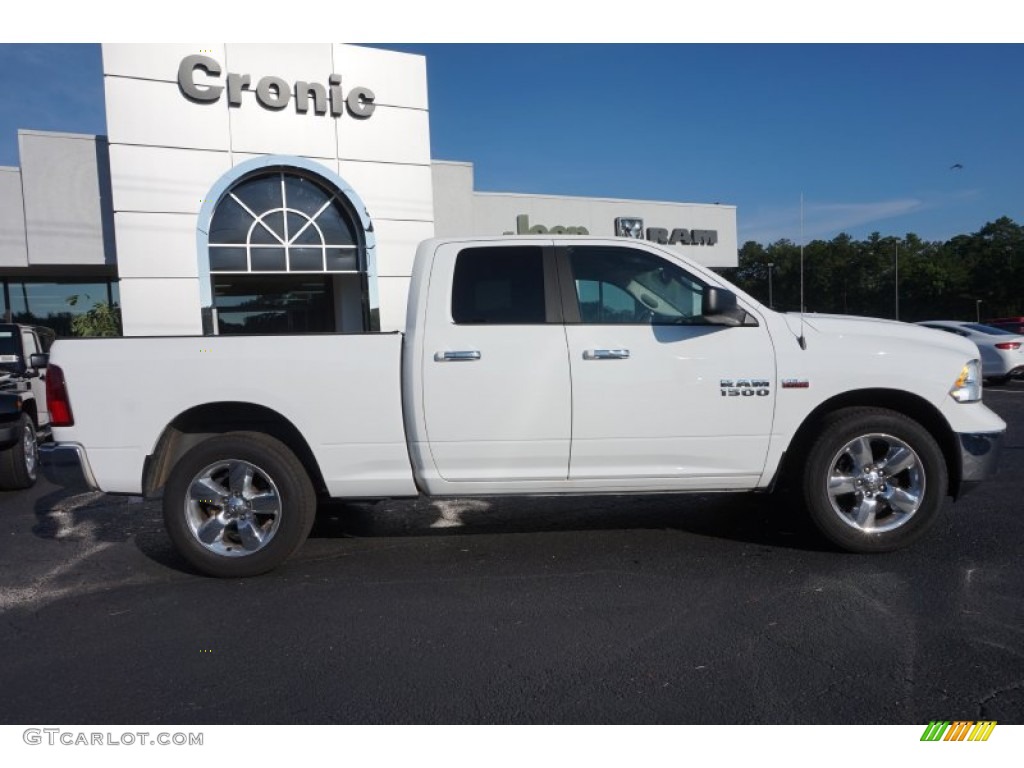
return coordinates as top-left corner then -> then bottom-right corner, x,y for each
1,43 -> 1021,246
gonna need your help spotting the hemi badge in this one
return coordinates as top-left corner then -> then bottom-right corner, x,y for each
781,379 -> 810,389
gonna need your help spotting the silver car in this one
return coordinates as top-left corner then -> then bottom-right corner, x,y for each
917,321 -> 1024,384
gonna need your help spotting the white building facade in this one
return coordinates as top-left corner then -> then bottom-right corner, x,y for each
0,44 -> 737,337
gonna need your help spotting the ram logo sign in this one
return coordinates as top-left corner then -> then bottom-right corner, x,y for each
613,218 -> 718,247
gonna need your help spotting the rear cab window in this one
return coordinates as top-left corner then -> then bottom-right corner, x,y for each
451,246 -> 548,324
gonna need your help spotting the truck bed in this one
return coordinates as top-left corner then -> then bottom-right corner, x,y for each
50,333 -> 417,498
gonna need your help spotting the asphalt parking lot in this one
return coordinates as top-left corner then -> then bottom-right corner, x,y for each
1,385 -> 1022,725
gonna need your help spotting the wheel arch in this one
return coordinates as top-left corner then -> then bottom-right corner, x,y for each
142,402 -> 326,499
19,395 -> 38,428
775,388 -> 962,498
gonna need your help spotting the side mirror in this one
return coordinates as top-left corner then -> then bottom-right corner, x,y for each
703,287 -> 744,326
29,353 -> 49,369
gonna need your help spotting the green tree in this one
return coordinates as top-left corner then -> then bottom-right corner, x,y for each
66,295 -> 122,337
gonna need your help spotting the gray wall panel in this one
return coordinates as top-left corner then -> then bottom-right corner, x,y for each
19,130 -> 115,266
0,168 -> 28,267
431,161 -> 474,238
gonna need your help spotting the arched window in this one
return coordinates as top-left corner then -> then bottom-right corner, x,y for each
202,167 -> 374,336
208,170 -> 363,274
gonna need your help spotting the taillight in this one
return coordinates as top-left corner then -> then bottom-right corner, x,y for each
994,342 -> 1021,350
46,363 -> 74,427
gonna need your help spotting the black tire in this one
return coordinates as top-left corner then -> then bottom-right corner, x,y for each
0,414 -> 39,490
162,431 -> 316,577
801,407 -> 947,553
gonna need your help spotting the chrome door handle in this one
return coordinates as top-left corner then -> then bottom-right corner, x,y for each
435,350 -> 482,362
583,349 -> 630,360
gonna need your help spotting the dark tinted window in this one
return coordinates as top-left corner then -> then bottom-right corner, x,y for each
452,246 -> 546,324
1,281 -> 120,337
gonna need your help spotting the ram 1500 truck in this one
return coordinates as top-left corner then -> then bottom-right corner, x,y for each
40,237 -> 1005,576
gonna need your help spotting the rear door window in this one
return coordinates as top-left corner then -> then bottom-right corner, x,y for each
451,246 -> 547,324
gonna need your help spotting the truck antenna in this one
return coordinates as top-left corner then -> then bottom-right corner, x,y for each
798,193 -> 807,349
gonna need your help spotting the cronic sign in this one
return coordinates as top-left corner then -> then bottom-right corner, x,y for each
177,55 -> 376,118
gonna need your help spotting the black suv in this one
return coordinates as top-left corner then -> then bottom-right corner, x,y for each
0,324 -> 55,490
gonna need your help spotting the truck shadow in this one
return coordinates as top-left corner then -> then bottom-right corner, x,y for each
30,483 -> 187,571
311,492 -> 830,552
30,483 -> 831,576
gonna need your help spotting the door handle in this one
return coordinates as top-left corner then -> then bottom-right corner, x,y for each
435,350 -> 482,362
583,348 -> 630,360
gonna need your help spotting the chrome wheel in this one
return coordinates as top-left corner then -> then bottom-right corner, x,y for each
826,432 -> 924,533
184,459 -> 282,557
22,421 -> 38,480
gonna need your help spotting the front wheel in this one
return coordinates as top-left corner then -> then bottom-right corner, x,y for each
0,414 -> 39,490
163,432 -> 316,577
801,408 -> 948,553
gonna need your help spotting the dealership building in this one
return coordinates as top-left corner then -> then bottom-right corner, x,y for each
0,44 -> 737,336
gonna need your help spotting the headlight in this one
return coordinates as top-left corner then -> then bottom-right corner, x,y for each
950,360 -> 982,403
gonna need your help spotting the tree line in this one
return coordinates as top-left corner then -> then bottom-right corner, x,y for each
720,216 -> 1023,322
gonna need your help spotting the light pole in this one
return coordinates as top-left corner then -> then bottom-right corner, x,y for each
767,262 -> 775,309
894,243 -> 899,320
976,299 -> 983,323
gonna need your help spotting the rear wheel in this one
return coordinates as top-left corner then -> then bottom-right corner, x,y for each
0,414 -> 39,490
801,408 -> 947,553
163,432 -> 316,577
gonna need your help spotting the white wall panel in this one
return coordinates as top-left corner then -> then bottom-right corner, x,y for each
105,77 -> 230,151
103,43 -> 226,83
337,160 -> 434,221
377,276 -> 411,332
228,90 -> 337,158
109,144 -> 231,214
224,44 -> 335,92
114,212 -> 200,278
336,106 -> 430,165
332,44 -> 428,110
373,220 -> 435,277
119,278 -> 203,336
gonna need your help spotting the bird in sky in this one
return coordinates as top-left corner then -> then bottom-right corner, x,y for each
950,163 -> 964,170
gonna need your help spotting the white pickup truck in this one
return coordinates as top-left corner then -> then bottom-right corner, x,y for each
41,237 -> 1005,576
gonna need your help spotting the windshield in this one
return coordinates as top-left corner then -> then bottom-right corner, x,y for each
0,329 -> 19,361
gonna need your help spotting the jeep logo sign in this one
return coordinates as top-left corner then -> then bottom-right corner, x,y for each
177,55 -> 376,118
503,214 -> 589,236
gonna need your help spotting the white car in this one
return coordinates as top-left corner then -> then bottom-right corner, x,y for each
917,321 -> 1024,384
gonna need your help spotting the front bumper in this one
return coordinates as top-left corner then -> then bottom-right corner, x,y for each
957,430 -> 1004,497
39,442 -> 100,491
